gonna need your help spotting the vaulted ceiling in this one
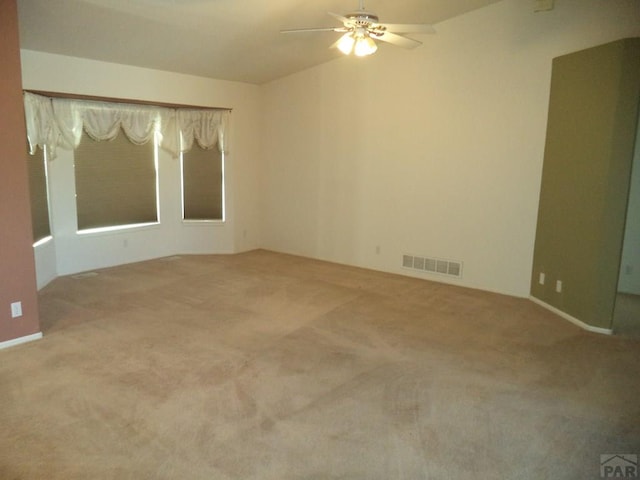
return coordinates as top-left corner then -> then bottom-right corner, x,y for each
17,0 -> 502,85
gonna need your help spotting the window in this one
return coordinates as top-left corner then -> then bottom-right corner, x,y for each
23,93 -> 231,231
74,129 -> 158,231
181,143 -> 224,221
26,146 -> 51,244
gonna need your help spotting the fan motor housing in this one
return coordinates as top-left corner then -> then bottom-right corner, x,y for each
345,11 -> 379,25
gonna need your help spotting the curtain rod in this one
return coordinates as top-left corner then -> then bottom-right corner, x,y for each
24,89 -> 232,112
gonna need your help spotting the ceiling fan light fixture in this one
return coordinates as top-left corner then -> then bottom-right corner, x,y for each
281,2 -> 433,57
354,34 -> 377,56
337,32 -> 356,55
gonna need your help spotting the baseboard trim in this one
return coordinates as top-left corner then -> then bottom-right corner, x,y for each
529,296 -> 612,335
0,332 -> 43,350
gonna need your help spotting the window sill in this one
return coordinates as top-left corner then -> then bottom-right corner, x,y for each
77,222 -> 160,236
33,236 -> 53,248
182,219 -> 225,226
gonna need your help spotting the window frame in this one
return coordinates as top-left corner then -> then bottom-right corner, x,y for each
27,145 -> 53,246
180,143 -> 225,223
73,129 -> 161,234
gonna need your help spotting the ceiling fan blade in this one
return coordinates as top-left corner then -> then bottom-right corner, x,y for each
380,23 -> 435,34
328,12 -> 353,25
329,37 -> 343,50
280,27 -> 346,33
375,31 -> 422,49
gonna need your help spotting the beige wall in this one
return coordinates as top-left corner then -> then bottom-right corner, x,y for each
0,0 -> 40,343
260,0 -> 640,297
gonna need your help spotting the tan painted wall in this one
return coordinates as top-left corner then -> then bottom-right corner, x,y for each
531,38 -> 640,329
0,0 -> 41,343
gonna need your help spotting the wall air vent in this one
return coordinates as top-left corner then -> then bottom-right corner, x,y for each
402,254 -> 463,278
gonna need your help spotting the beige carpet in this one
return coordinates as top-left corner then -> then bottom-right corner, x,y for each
1,250 -> 638,479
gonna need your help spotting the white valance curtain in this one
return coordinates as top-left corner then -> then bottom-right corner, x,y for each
23,92 -> 230,160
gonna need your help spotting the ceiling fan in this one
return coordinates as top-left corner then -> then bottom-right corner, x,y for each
280,1 -> 435,57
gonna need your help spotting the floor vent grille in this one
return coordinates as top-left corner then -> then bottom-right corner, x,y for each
402,254 -> 463,278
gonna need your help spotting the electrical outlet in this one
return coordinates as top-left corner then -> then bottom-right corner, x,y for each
10,302 -> 22,318
555,280 -> 562,293
539,273 -> 545,285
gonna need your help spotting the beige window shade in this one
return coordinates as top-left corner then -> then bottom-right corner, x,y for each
26,146 -> 51,242
182,143 -> 223,220
74,129 -> 157,230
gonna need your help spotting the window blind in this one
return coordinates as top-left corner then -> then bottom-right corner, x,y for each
182,143 -> 223,220
74,129 -> 157,230
26,146 -> 51,242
